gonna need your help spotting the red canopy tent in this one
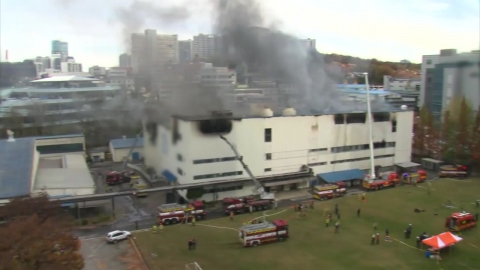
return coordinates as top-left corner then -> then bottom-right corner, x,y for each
422,232 -> 463,250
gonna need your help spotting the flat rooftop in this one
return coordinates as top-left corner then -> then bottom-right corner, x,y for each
34,155 -> 95,191
174,107 -> 410,122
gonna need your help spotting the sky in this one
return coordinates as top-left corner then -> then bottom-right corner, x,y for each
0,0 -> 478,69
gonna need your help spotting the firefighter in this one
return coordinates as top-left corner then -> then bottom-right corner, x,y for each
249,205 -> 253,214
326,218 -> 330,227
416,236 -> 421,248
152,225 -> 157,234
188,239 -> 193,250
337,213 -> 341,220
159,222 -> 164,232
293,204 -> 298,212
191,216 -> 196,226
230,211 -> 234,221
371,233 -> 376,245
376,233 -> 380,245
335,221 -> 340,233
357,208 -> 361,217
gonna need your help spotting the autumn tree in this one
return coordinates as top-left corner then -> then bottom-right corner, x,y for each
471,107 -> 480,168
455,97 -> 473,164
0,196 -> 84,270
441,110 -> 456,163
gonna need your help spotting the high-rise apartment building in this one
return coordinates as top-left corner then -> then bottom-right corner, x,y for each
119,53 -> 131,68
178,40 -> 193,63
192,34 -> 216,60
51,40 -> 68,60
420,49 -> 480,120
131,29 -> 178,74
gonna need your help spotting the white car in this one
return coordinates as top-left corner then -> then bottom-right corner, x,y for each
105,230 -> 131,243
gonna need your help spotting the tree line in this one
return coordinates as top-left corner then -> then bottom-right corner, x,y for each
324,54 -> 421,85
413,96 -> 480,167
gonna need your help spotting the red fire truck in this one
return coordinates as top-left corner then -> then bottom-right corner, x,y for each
313,183 -> 347,200
222,197 -> 273,215
106,171 -> 132,185
157,202 -> 206,225
362,172 -> 399,191
445,211 -> 477,232
439,165 -> 468,178
238,219 -> 289,247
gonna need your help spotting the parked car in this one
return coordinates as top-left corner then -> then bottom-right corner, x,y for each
105,230 -> 131,243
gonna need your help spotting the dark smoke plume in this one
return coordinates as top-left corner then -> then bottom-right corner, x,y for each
211,0 -> 380,114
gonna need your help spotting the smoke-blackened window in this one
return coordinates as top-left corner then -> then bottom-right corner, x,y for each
265,128 -> 272,142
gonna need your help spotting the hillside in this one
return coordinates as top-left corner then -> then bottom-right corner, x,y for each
324,54 -> 421,85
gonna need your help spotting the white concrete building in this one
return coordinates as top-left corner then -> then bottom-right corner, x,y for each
107,67 -> 134,90
89,66 -> 106,77
143,109 -> 413,202
33,154 -> 95,197
109,137 -> 144,162
131,30 -> 178,73
383,76 -> 421,91
199,64 -> 236,88
61,62 -> 82,73
301,38 -> 316,50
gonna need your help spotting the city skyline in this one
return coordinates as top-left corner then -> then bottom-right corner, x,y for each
0,0 -> 478,69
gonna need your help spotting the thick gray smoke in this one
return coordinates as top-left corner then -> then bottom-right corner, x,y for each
211,0 -> 384,114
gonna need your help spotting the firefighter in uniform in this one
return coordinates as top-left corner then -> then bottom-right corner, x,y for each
230,211 -> 234,221
191,216 -> 196,226
152,225 -> 157,234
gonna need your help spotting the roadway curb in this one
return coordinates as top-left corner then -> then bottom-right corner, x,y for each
74,220 -> 117,230
129,237 -> 150,270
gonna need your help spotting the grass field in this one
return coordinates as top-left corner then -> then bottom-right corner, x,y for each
134,179 -> 480,270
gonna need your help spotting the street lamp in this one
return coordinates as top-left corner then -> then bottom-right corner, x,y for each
352,72 -> 376,180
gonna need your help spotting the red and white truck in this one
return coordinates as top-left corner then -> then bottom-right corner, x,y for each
106,171 -> 132,185
238,219 -> 289,247
439,165 -> 468,178
313,183 -> 347,200
157,202 -> 206,225
222,197 -> 273,215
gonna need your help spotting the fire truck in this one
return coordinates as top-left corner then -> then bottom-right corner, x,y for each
398,169 -> 427,184
223,197 -> 273,214
157,202 -> 206,225
362,172 -> 399,191
445,211 -> 477,232
439,165 -> 468,178
106,171 -> 132,185
313,183 -> 347,200
238,219 -> 289,247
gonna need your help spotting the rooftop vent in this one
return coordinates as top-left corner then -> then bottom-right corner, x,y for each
6,130 -> 15,142
260,108 -> 273,117
282,107 -> 297,116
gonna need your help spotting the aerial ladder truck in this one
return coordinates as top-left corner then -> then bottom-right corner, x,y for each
219,135 -> 275,200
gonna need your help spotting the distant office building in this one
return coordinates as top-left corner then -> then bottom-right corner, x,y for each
420,49 -> 480,120
60,58 -> 82,73
192,34 -> 216,60
108,67 -> 134,90
301,38 -> 316,50
89,66 -> 106,77
178,40 -> 193,63
119,53 -> 131,68
383,76 -> 421,91
51,40 -> 68,60
131,29 -> 178,74
51,54 -> 62,70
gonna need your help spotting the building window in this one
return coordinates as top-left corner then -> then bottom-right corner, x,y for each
331,157 -> 370,164
204,186 -> 243,193
266,153 -> 272,160
426,60 -> 432,65
36,143 -> 83,154
177,168 -> 184,175
193,171 -> 243,180
264,168 -> 272,172
177,154 -> 183,162
392,120 -> 397,133
309,148 -> 328,152
264,128 -> 272,142
374,154 -> 395,159
193,156 -> 237,164
308,162 -> 327,166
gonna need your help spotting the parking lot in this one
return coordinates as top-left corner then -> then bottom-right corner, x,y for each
89,163 -> 167,231
80,237 -> 148,270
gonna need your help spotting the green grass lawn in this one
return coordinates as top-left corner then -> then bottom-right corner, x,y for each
134,179 -> 480,270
